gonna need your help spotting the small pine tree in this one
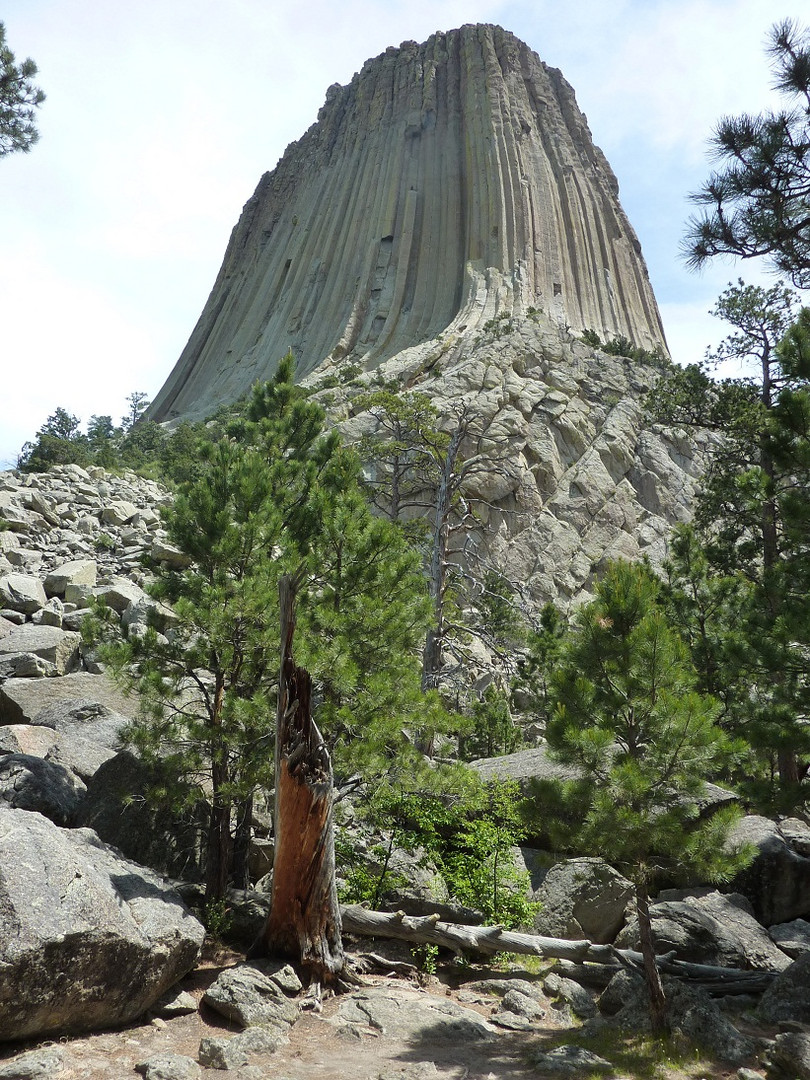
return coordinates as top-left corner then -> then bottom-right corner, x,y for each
540,560 -> 751,1033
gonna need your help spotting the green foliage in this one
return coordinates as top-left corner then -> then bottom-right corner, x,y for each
90,355 -> 438,897
411,942 -> 439,976
684,19 -> 810,289
580,328 -> 602,348
539,560 -> 750,891
202,898 -> 233,940
580,329 -> 667,366
515,602 -> 568,732
650,288 -> 810,808
480,312 -> 514,339
459,685 -> 523,761
369,778 -> 538,928
0,22 -> 45,158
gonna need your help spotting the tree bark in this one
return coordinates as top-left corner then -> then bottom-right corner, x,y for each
257,575 -> 344,985
339,906 -> 775,992
230,793 -> 253,890
636,884 -> 669,1035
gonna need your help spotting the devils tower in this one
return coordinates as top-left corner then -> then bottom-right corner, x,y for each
149,25 -> 667,422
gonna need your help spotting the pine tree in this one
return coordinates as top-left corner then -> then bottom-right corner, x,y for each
0,22 -> 44,158
97,356 -> 435,902
649,284 -> 810,799
541,561 -> 750,1033
684,19 -> 810,288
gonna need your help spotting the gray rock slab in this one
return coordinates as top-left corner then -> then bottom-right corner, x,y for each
95,576 -> 145,613
0,809 -> 205,1041
101,500 -> 139,526
730,815 -> 810,925
769,918 -> 810,958
0,1047 -> 65,1079
135,1054 -> 201,1080
533,857 -> 633,944
0,624 -> 81,675
542,972 -> 597,1018
198,1026 -> 288,1070
44,559 -> 97,597
31,597 -> 63,627
758,952 -> 810,1023
529,1045 -> 613,1075
0,721 -> 115,782
469,746 -> 579,791
152,989 -> 197,1018
0,723 -> 59,758
202,965 -> 300,1029
33,697 -> 130,747
0,753 -> 86,824
0,672 -> 137,725
75,750 -> 207,882
615,890 -> 792,972
333,988 -> 497,1042
765,1031 -> 810,1080
603,971 -> 754,1063
0,653 -> 57,679
0,574 -> 46,614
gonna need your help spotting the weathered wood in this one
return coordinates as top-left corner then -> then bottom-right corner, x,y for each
339,906 -> 778,993
258,575 -> 344,985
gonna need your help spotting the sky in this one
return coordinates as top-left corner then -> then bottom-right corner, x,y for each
1,0 -> 808,467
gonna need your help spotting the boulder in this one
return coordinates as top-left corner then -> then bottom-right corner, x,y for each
528,1046 -> 613,1075
0,723 -> 60,759
758,951 -> 810,1023
0,671 -> 136,725
0,625 -> 81,675
0,810 -> 205,1041
75,751 -> 207,882
729,815 -> 810,924
532,858 -> 633,944
615,890 -> 792,972
135,1056 -> 201,1080
0,653 -> 57,679
198,1028 -> 287,1070
600,970 -> 754,1064
0,1047 -> 65,1079
0,753 -> 86,825
101,500 -> 139,526
43,559 -> 97,597
333,987 -> 497,1042
769,918 -> 810,958
765,1031 -> 810,1080
0,574 -> 46,614
31,597 -> 63,627
95,577 -> 145,613
201,964 -> 301,1030
33,698 -> 129,750
469,746 -> 579,792
150,540 -> 192,569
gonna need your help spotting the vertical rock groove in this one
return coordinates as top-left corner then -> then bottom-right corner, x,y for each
150,24 -> 668,423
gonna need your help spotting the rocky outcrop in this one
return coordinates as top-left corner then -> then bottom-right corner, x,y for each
149,25 -> 667,424
531,858 -> 633,944
615,890 -> 792,972
0,810 -> 205,1041
729,816 -> 810,925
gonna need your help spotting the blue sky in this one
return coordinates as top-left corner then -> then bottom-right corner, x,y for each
1,0 -> 807,466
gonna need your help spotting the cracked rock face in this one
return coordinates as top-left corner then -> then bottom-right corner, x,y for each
149,24 -> 667,424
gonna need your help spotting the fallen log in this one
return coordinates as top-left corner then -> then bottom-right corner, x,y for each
340,905 -> 777,994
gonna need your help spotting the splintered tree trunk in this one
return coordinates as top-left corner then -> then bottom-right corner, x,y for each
636,883 -> 669,1035
258,575 -> 344,985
